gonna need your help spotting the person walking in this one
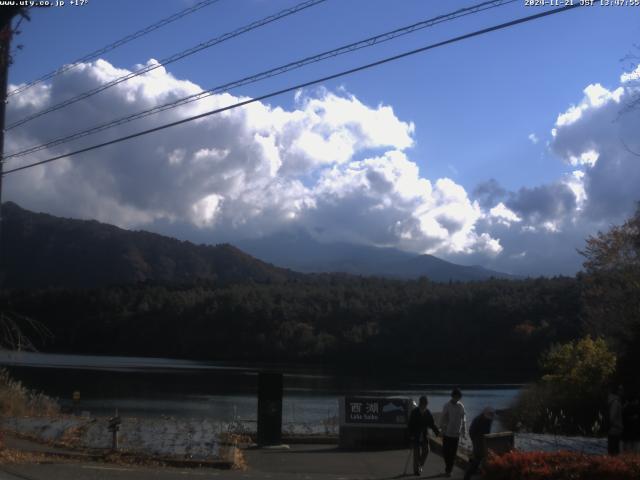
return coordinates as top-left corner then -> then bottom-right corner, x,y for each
608,384 -> 624,455
408,395 -> 440,476
440,388 -> 466,477
464,407 -> 495,480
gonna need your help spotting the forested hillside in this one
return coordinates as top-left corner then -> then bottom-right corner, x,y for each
0,202 -> 513,287
1,276 -> 581,381
0,202 -> 296,288
6,201 -> 635,384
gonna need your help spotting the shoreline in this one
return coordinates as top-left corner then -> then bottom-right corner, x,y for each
2,413 -> 608,456
0,350 -> 530,386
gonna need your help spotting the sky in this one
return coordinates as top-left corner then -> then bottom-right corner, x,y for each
3,0 -> 640,276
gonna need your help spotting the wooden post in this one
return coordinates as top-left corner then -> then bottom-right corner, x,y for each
108,409 -> 121,451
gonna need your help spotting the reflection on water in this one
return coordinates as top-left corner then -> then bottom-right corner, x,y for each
0,351 -> 521,428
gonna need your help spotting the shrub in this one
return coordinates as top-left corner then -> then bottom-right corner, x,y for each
507,336 -> 614,435
0,369 -> 59,417
483,451 -> 640,480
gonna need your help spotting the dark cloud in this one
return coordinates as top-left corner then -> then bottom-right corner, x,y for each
506,183 -> 577,225
472,179 -> 506,209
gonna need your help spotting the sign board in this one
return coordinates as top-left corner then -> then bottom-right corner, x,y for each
339,396 -> 413,449
343,397 -> 410,426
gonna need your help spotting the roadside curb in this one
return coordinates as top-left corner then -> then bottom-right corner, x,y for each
3,432 -> 235,469
8,445 -> 236,469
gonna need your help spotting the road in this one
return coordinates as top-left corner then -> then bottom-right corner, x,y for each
0,444 -> 466,480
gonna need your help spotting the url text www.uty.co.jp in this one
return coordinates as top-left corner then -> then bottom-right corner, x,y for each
0,0 -> 88,7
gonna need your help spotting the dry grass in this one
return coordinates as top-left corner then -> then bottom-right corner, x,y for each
229,446 -> 247,471
0,369 -> 59,417
0,448 -> 63,465
218,432 -> 247,470
57,423 -> 90,449
101,451 -> 166,468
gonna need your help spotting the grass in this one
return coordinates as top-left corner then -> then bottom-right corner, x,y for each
0,371 -> 247,470
505,382 -> 606,436
0,369 -> 59,418
218,432 -> 248,470
0,448 -> 64,465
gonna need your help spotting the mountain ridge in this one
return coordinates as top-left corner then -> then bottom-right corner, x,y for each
0,202 -> 296,288
0,202 -> 515,288
237,229 -> 516,281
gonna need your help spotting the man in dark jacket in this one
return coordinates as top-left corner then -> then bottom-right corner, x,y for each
622,395 -> 640,453
408,395 -> 440,476
608,384 -> 624,455
464,407 -> 495,480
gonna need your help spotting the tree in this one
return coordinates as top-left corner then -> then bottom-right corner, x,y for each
620,44 -> 640,120
541,336 -> 616,398
579,205 -> 640,391
0,8 -> 38,352
509,336 -> 616,436
581,205 -> 640,276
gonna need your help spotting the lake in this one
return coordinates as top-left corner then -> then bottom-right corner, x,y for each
0,351 -> 522,429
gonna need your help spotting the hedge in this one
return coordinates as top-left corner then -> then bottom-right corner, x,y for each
483,450 -> 640,480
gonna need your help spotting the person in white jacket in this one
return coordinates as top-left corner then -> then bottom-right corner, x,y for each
440,388 -> 466,477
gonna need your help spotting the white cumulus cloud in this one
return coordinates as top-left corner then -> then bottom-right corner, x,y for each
7,57 -> 640,277
4,58 -> 495,260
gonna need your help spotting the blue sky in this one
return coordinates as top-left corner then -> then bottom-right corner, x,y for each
4,0 -> 640,275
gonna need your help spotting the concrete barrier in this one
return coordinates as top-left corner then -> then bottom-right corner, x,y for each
483,431 -> 515,457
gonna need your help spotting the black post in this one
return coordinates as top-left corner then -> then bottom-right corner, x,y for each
0,6 -> 22,287
108,409 -> 121,451
0,16 -> 12,286
257,372 -> 283,446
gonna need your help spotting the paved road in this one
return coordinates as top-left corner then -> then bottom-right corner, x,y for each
0,444 -> 466,480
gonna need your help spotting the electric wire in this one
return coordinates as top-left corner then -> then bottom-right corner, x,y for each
2,4 -> 582,177
2,0 -> 517,162
5,0 -> 327,131
7,0 -> 224,98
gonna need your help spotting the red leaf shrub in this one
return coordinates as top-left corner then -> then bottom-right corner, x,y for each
483,450 -> 640,480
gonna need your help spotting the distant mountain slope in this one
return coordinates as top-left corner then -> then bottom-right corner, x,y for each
0,202 -> 295,288
237,229 -> 516,282
0,202 -> 514,287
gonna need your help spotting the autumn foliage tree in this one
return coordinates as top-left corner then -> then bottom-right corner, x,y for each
541,336 -> 616,398
508,336 -> 615,435
500,208 -> 640,435
579,205 -> 640,391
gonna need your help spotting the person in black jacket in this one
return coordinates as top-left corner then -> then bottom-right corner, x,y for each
464,407 -> 495,480
622,395 -> 640,453
408,395 -> 440,476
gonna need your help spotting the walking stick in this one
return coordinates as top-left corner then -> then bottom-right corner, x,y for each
403,445 -> 412,476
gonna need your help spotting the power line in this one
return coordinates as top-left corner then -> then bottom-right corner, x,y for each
2,0 -> 517,162
7,0 -> 224,98
2,4 -> 582,177
5,0 -> 327,131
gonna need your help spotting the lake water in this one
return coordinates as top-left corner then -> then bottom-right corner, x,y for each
0,351 -> 521,429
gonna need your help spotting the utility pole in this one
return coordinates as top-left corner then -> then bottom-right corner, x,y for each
0,7 -> 21,286
0,22 -> 10,286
